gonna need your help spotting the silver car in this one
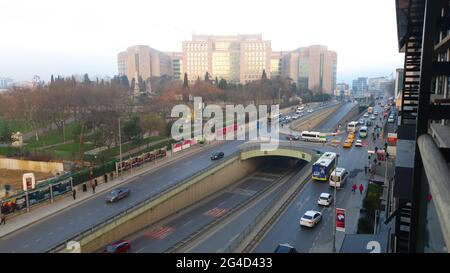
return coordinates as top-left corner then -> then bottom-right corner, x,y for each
106,187 -> 131,203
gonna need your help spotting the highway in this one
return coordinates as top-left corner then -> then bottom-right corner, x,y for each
127,159 -> 302,253
120,102 -> 356,253
253,101 -> 388,253
0,101 -> 337,252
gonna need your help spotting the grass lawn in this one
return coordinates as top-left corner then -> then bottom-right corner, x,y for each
25,122 -> 79,149
0,118 -> 34,134
98,135 -> 167,160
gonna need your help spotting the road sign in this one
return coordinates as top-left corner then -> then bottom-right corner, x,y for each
336,208 -> 346,232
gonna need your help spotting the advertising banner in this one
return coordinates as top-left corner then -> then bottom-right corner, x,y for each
336,208 -> 346,232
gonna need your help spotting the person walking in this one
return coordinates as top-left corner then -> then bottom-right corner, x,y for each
72,188 -> 77,200
352,183 -> 357,193
364,165 -> 368,174
359,184 -> 364,195
1,214 -> 6,225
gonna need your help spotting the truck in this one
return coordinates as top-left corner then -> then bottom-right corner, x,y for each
368,107 -> 373,114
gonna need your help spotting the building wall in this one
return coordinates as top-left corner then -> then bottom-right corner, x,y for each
117,45 -> 173,82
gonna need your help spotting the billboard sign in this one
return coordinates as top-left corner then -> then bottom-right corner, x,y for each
336,208 -> 346,232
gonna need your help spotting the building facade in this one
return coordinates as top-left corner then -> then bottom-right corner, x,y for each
165,52 -> 184,81
281,45 -> 337,94
117,45 -> 172,82
182,34 -> 271,84
352,77 -> 368,96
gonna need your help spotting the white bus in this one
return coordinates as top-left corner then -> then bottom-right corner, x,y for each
329,167 -> 349,188
359,126 -> 368,138
300,131 -> 326,143
347,121 -> 359,133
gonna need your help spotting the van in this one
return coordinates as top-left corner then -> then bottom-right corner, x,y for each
329,167 -> 349,188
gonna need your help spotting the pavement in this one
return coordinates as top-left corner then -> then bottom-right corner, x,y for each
0,140 -> 222,240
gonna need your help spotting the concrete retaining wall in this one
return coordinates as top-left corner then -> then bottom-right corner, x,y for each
67,155 -> 262,253
0,158 -> 63,174
290,104 -> 341,132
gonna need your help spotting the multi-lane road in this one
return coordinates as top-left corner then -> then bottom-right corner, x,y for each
0,101 -> 353,253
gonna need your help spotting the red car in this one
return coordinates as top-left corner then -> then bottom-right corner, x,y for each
103,240 -> 131,253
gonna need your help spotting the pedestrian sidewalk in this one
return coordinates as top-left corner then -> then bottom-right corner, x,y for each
0,140 -> 221,238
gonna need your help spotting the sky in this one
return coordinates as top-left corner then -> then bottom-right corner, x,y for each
0,0 -> 404,84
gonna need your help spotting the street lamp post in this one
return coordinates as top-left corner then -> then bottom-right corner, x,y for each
118,117 -> 123,178
332,153 -> 339,253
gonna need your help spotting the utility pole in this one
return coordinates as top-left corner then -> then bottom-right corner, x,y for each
118,117 -> 123,177
332,153 -> 339,253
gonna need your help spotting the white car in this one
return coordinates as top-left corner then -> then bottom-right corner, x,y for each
370,115 -> 376,120
307,109 -> 313,113
374,111 -> 379,116
355,139 -> 363,147
359,119 -> 364,125
363,113 -> 369,118
317,193 -> 333,206
388,116 -> 395,123
300,210 -> 322,227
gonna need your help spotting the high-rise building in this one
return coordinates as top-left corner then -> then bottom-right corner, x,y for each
395,68 -> 404,98
270,51 -> 287,78
0,77 -> 13,89
182,34 -> 271,84
368,77 -> 394,97
281,45 -> 337,94
352,77 -> 368,96
165,52 -> 184,81
117,45 -> 172,82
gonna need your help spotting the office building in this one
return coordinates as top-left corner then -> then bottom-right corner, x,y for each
282,45 -> 337,94
117,45 -> 172,82
352,77 -> 368,96
182,34 -> 271,84
165,52 -> 184,81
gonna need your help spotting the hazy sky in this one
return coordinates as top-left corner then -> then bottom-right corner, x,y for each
0,0 -> 404,84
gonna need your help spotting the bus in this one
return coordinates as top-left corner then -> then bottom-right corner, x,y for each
312,152 -> 337,181
359,126 -> 368,138
300,131 -> 326,143
347,121 -> 359,133
368,107 -> 373,114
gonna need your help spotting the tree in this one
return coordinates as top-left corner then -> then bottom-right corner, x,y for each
215,77 -> 219,87
204,72 -> 211,83
218,78 -> 228,90
261,69 -> 267,80
183,73 -> 189,89
122,116 -> 143,142
139,114 -> 166,137
83,73 -> 91,84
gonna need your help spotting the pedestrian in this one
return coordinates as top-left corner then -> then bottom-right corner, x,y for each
352,183 -> 357,193
359,184 -> 364,194
72,188 -> 77,200
364,165 -> 368,174
92,185 -> 96,194
1,214 -> 6,225
386,152 -> 390,160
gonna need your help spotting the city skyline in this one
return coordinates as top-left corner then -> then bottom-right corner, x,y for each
0,0 -> 403,84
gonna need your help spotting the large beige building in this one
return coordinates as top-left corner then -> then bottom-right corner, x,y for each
117,45 -> 172,82
182,34 -> 271,84
282,45 -> 337,94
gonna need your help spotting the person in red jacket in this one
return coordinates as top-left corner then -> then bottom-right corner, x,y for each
359,184 -> 364,194
352,184 -> 357,193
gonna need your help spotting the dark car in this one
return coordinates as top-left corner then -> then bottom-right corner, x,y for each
211,151 -> 224,160
106,187 -> 130,203
103,240 -> 131,253
274,243 -> 298,253
287,134 -> 300,141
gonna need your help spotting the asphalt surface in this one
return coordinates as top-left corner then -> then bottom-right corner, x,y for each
0,101 -> 340,253
127,160 -> 299,253
254,101 -> 388,253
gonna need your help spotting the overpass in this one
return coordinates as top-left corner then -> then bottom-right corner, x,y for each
55,141 -> 319,253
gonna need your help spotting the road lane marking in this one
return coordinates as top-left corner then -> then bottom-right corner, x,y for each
35,238 -> 41,242
23,244 -> 29,248
47,232 -> 53,236
183,220 -> 193,227
58,226 -> 64,231
136,247 -> 145,253
218,201 -> 226,207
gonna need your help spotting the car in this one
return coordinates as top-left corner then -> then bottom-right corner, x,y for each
274,243 -> 298,253
307,109 -> 313,113
388,116 -> 395,123
370,115 -> 376,120
343,140 -> 352,148
103,240 -> 131,253
287,134 -> 300,141
106,187 -> 130,203
317,193 -> 333,206
374,111 -> 379,116
347,132 -> 356,141
300,210 -> 322,227
366,120 -> 373,127
358,119 -> 365,125
211,151 -> 224,160
363,113 -> 369,118
355,139 -> 363,147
